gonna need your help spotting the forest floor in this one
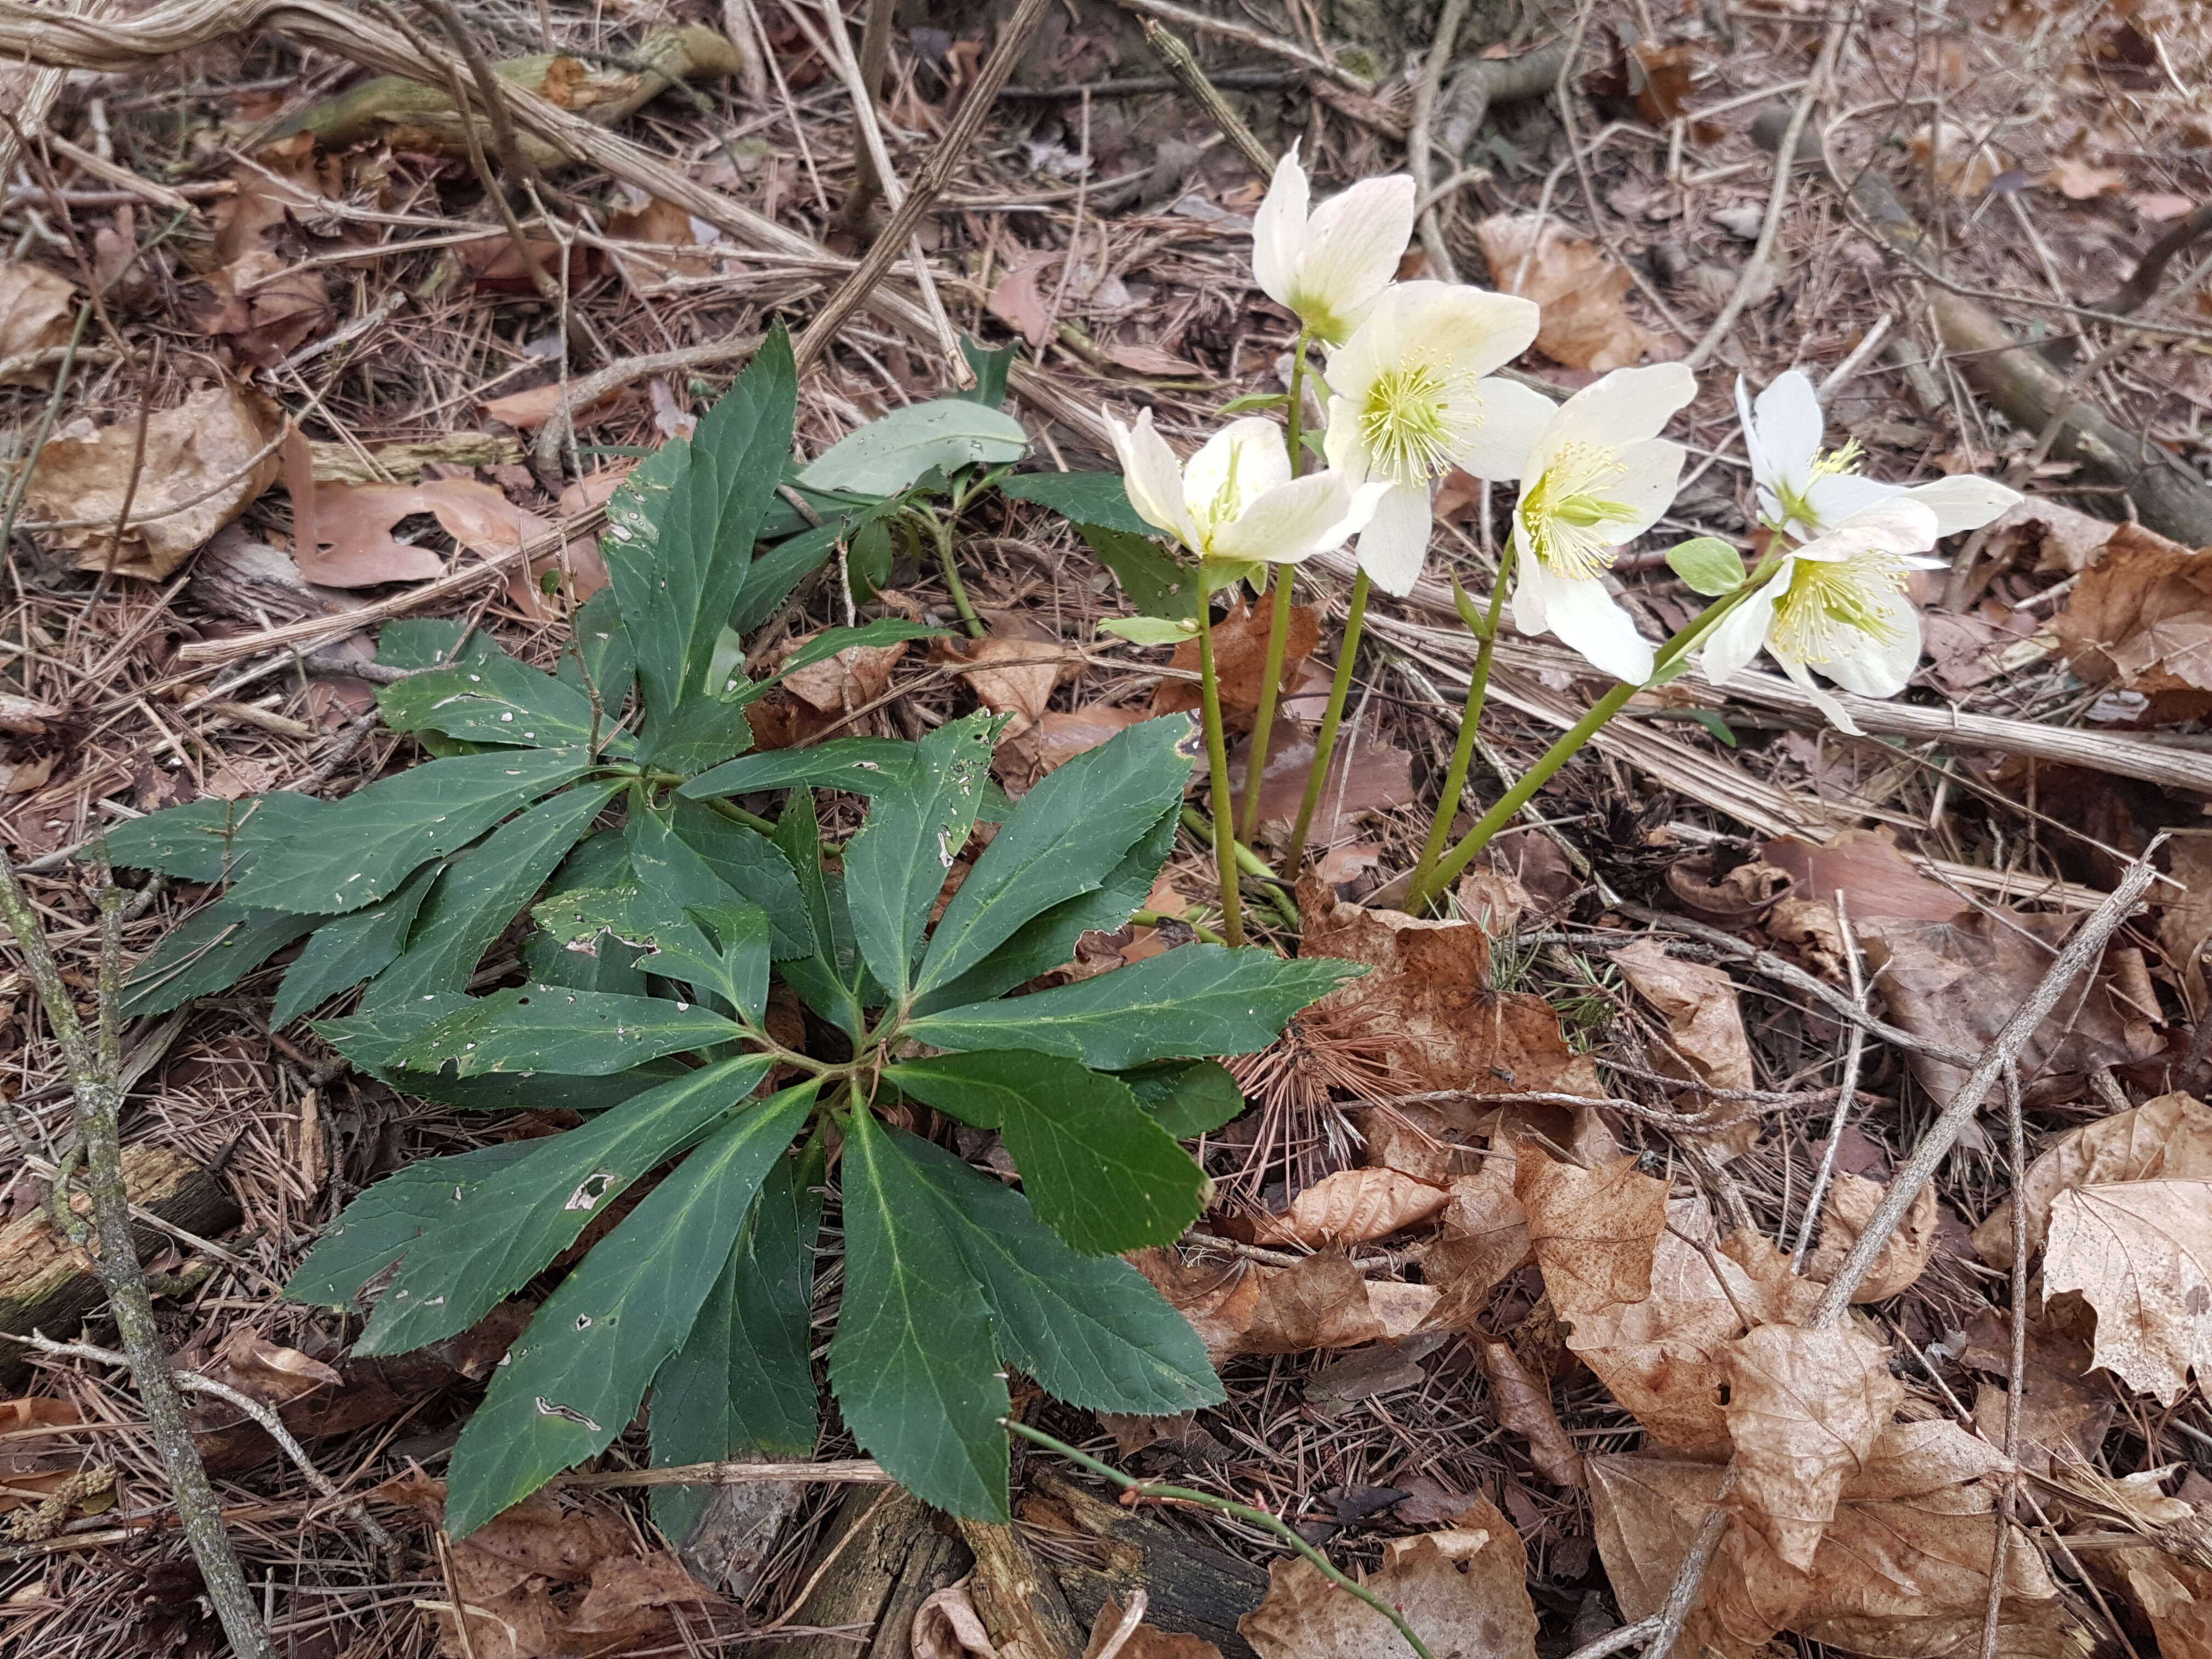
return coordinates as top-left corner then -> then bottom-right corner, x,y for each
6,0 -> 2212,1655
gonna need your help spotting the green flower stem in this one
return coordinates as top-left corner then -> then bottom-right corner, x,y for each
1180,808 -> 1299,932
1132,907 -> 1226,945
1404,577 -> 1768,912
1406,560 -> 1513,901
699,795 -> 779,836
1280,568 -> 1369,877
913,507 -> 985,639
1235,328 -> 1314,845
1002,1420 -> 1439,1659
1193,600 -> 1244,947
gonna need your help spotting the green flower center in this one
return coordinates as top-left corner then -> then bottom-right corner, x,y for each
1359,364 -> 1455,483
1519,442 -> 1637,579
1770,549 -> 1909,664
1775,440 -> 1865,533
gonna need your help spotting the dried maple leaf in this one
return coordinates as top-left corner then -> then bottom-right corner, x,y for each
932,633 -> 1080,737
1150,599 -> 1319,717
0,261 -> 75,383
1804,1171 -> 1938,1302
1858,908 -> 2166,1110
1299,879 -> 1600,1095
1515,1150 -> 1669,1317
1129,1248 -> 1435,1362
1721,1322 -> 1901,1572
1238,1497 -> 1538,1659
2045,1178 -> 2212,1404
1240,1168 -> 1451,1248
2047,155 -> 2127,199
1474,212 -> 1669,371
2049,521 -> 2212,719
1972,1091 -> 2212,1268
24,386 -> 283,579
298,476 -> 549,588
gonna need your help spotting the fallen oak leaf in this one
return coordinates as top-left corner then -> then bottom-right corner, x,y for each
296,477 -> 550,588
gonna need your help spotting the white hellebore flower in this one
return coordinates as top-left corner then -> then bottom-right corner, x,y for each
1702,499 -> 1945,735
1322,281 -> 1553,597
1737,369 -> 2021,540
1509,363 -> 1696,686
1251,142 -> 1417,346
1108,408 -> 1379,577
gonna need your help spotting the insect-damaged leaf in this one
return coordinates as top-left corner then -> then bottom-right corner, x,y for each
285,1054 -> 774,1357
379,643 -> 620,754
394,984 -> 746,1077
104,791 -> 329,884
121,898 -> 317,1017
443,1082 -> 817,1536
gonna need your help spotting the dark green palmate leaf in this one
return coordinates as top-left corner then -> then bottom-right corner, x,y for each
556,587 -> 637,714
240,748 -> 595,915
377,642 -> 617,754
603,325 -> 795,721
884,1050 -> 1203,1253
905,945 -> 1364,1069
831,1114 -> 1221,1519
843,710 -> 998,1003
443,1081 -> 819,1537
394,984 -> 746,1077
829,1106 -> 1009,1520
105,791 -> 328,884
912,799 -> 1177,1017
916,716 -> 1193,996
629,798 -> 810,958
648,1137 -> 825,1544
771,789 -> 868,1038
1118,1060 -> 1246,1137
273,863 -> 439,1026
1078,526 -> 1197,622
318,994 -> 685,1113
681,737 -> 911,802
287,1053 -> 774,1357
121,898 -> 317,1017
363,780 -> 623,1011
996,472 -> 1149,536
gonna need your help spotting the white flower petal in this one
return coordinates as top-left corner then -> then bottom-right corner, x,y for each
1251,143 -> 1308,311
1601,437 -> 1688,541
1109,409 -> 1200,550
1354,481 -> 1435,595
1799,471 -> 1900,536
1291,175 -> 1416,343
1532,363 -> 1697,469
1781,655 -> 1864,736
1387,281 -> 1543,382
1444,376 -> 1556,482
1752,370 -> 1826,486
1184,415 -> 1293,534
1734,375 -> 1776,490
1820,588 -> 1923,698
1814,499 -> 1943,560
1701,574 -> 1784,684
1903,474 -> 2024,536
1320,393 -> 1367,483
1508,523 -> 1550,636
1211,471 -> 1357,565
1531,565 -> 1656,684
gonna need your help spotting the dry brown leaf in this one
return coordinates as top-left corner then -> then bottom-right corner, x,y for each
1239,1498 -> 1538,1659
1241,1169 -> 1451,1248
187,249 -> 331,365
298,477 -> 549,588
183,1328 -> 342,1431
379,1479 -> 720,1659
24,386 -> 282,579
1589,1447 -> 2069,1659
1721,1322 -> 1901,1572
2106,1548 -> 2212,1658
1299,880 -> 1600,1095
478,380 -> 628,432
1982,496 -> 2118,577
1858,908 -> 2166,1111
1909,122 -> 2008,196
986,249 -> 1060,347
1613,937 -> 1756,1156
780,633 -> 911,714
2050,520 -> 2212,719
1103,340 -> 1205,378
1150,600 -> 1319,716
1972,1091 -> 2212,1268
1231,716 -> 1416,837
1515,1150 -> 1669,1318
2045,1178 -> 2212,1404
2047,155 -> 2128,198
211,132 -> 340,264
2160,840 -> 2212,1020
912,1578 -> 1000,1658
1086,1598 -> 1222,1658
932,634 -> 1080,737
0,261 -> 75,383
1761,830 -> 1965,924
0,1397 -> 89,1515
1474,212 -> 1668,371
1804,1171 -> 1938,1302
1416,1152 -> 1532,1330
1476,1336 -> 1584,1487
1130,1248 -> 1436,1362
993,704 -> 1156,792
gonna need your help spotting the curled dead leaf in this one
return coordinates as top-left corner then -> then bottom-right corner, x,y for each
993,704 -> 1154,792
1239,1168 -> 1451,1248
1150,600 -> 1318,717
1130,1248 -> 1437,1363
1415,1150 -> 1532,1331
1476,1336 -> 1584,1487
1804,1170 -> 1938,1302
1474,212 -> 1671,371
24,386 -> 283,579
1613,938 -> 1758,1159
1515,1149 -> 1669,1318
0,261 -> 75,382
1239,1497 -> 1538,1659
933,633 -> 1080,738
2049,521 -> 2212,720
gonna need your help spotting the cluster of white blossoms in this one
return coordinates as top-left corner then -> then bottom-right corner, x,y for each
1105,149 -> 2024,727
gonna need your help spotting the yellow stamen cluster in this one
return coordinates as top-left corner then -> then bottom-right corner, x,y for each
1358,363 -> 1454,483
1519,442 -> 1637,579
1769,550 -> 1910,664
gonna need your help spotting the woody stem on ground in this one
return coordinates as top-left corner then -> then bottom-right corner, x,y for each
1193,599 -> 1244,947
1003,1421 -> 1438,1659
1237,328 -> 1313,844
0,848 -> 274,1659
1281,569 -> 1369,877
1407,563 -> 1513,904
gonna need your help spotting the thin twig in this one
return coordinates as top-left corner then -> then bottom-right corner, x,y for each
1790,889 -> 1866,1269
1980,1062 -> 2029,1659
1645,1466 -> 1737,1659
1139,20 -> 1273,177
